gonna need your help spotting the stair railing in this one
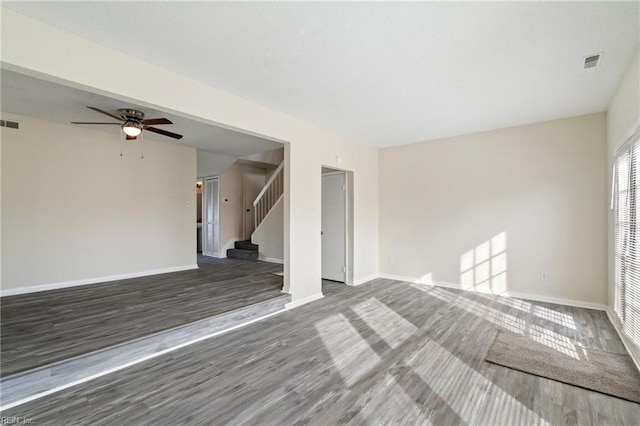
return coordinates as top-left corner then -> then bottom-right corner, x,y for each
253,161 -> 284,230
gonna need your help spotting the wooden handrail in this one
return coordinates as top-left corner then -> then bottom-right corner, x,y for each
253,161 -> 284,207
253,161 -> 284,230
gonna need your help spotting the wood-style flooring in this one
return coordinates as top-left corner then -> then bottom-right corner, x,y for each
2,278 -> 639,425
0,257 -> 283,377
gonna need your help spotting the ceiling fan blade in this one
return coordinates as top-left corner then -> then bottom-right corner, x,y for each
126,134 -> 137,141
71,122 -> 121,125
146,126 -> 183,140
87,106 -> 124,122
140,118 -> 172,126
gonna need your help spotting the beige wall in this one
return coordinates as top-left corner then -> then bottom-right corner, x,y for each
1,113 -> 197,292
219,163 -> 244,254
607,45 -> 640,152
197,150 -> 237,178
1,9 -> 379,302
252,197 -> 284,262
239,148 -> 284,167
379,113 -> 607,305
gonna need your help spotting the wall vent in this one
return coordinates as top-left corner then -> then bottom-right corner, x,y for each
583,53 -> 602,69
0,119 -> 19,129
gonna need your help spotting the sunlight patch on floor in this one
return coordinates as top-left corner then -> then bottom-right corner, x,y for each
489,294 -> 532,313
351,298 -> 418,349
533,305 -> 577,330
428,287 -> 527,335
356,373 -> 433,425
315,314 -> 381,387
529,325 -> 579,359
411,284 -> 585,359
407,340 -> 549,425
409,283 -> 457,303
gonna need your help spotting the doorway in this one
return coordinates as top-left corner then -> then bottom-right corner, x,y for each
202,176 -> 220,257
196,181 -> 203,253
321,169 -> 352,283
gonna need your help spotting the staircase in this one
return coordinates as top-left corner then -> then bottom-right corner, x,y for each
254,161 -> 284,229
227,161 -> 284,262
227,240 -> 259,260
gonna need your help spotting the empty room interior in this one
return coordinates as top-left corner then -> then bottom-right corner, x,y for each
1,2 -> 640,425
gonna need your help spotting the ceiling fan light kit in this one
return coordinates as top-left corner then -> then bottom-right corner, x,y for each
122,121 -> 142,137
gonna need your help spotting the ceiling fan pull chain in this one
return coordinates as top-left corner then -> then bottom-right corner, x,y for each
140,131 -> 144,160
119,127 -> 124,157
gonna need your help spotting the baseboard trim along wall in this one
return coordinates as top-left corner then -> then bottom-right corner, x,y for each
285,293 -> 324,310
605,307 -> 640,372
0,265 -> 200,297
350,274 -> 380,286
258,256 -> 284,264
378,274 -> 607,311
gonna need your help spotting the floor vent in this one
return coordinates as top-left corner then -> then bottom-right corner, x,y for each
583,53 -> 602,70
0,119 -> 20,129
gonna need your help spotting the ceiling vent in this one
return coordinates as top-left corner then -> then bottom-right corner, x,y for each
583,53 -> 602,70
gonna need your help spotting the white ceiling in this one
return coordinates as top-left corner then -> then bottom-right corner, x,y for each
0,70 -> 282,157
3,2 -> 639,147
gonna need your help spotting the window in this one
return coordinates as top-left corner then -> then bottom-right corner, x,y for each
613,131 -> 640,348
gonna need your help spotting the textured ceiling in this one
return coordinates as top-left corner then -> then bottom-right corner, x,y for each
3,2 -> 639,147
0,70 -> 282,157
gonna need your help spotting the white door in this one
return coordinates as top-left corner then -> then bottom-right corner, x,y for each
322,173 -> 346,282
243,167 -> 265,239
203,176 -> 220,257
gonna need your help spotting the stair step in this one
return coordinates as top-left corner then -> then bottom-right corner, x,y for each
234,240 -> 259,251
0,294 -> 291,409
227,248 -> 259,261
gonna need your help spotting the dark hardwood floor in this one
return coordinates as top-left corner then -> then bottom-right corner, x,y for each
2,278 -> 638,425
0,257 -> 283,377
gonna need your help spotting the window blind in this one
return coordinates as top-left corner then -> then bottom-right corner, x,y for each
614,132 -> 640,348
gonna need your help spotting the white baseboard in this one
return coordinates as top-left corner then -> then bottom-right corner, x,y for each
0,265 -> 199,297
285,293 -> 324,310
502,290 -> 606,311
378,274 -> 607,311
259,256 -> 284,264
350,274 -> 380,286
605,307 -> 640,372
378,273 -> 419,283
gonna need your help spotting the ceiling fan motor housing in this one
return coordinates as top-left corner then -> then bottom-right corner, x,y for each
119,109 -> 145,121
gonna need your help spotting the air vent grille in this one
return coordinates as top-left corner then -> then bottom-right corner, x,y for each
0,119 -> 19,129
584,53 -> 601,69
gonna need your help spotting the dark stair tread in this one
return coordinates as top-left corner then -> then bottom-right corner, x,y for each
227,248 -> 259,261
234,240 -> 259,251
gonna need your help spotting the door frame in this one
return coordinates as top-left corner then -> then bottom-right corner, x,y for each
321,169 -> 353,284
202,175 -> 221,258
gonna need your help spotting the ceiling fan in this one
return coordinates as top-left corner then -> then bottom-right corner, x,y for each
71,106 -> 183,140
